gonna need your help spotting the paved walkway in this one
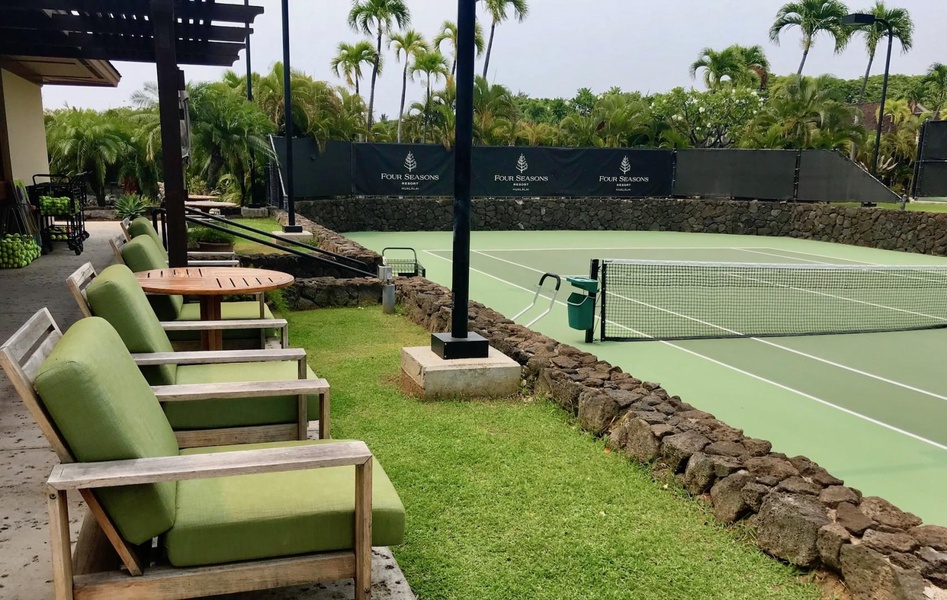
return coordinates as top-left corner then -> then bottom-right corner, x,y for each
0,221 -> 414,599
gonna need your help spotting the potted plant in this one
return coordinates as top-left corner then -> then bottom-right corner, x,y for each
187,225 -> 236,252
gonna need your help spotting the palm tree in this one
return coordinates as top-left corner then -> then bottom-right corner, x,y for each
744,74 -> 863,150
330,41 -> 377,97
922,63 -> 947,119
388,30 -> 428,143
770,0 -> 850,75
480,0 -> 529,80
851,2 -> 913,101
433,20 -> 485,76
347,0 -> 411,129
410,50 -> 449,143
690,47 -> 744,90
736,45 -> 772,89
46,108 -> 128,205
186,83 -> 275,201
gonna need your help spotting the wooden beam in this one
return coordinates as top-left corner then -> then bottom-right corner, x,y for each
4,0 -> 264,23
0,12 -> 253,42
151,0 -> 188,267
0,41 -> 241,67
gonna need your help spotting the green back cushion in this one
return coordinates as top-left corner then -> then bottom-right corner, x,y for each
128,217 -> 169,262
86,264 -> 178,386
34,318 -> 179,545
120,236 -> 183,321
167,440 -> 405,567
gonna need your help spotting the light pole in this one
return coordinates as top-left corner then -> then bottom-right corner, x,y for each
280,0 -> 302,232
841,13 -> 894,177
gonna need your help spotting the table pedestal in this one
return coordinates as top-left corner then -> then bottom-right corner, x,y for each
199,296 -> 223,350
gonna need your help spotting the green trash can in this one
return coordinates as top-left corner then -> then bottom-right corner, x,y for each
567,292 -> 595,330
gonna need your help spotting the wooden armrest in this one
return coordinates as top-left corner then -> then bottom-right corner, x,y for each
187,260 -> 240,267
47,441 -> 370,491
159,319 -> 287,332
153,378 -> 329,402
188,251 -> 237,259
132,348 -> 306,366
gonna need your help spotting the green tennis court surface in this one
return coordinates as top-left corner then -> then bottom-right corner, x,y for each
350,230 -> 947,525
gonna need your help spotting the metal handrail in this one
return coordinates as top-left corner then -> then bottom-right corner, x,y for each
511,273 -> 561,327
185,207 -> 367,269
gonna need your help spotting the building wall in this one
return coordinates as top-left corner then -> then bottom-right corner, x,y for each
0,69 -> 50,183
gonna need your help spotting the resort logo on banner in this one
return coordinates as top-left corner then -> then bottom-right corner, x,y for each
493,153 -> 550,192
599,154 -> 650,191
380,150 -> 440,191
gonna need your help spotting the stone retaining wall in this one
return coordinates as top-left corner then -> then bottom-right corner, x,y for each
394,276 -> 947,600
282,276 -> 382,310
298,197 -> 947,257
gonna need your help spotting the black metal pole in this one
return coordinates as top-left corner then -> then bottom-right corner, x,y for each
451,0 -> 476,338
281,0 -> 301,232
151,0 -> 188,267
245,0 -> 253,102
872,19 -> 893,177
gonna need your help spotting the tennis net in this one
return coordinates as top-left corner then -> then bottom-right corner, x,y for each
598,259 -> 947,341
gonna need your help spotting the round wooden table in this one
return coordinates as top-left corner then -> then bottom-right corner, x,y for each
135,267 -> 294,350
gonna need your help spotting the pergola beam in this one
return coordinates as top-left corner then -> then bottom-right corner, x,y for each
1,0 -> 263,23
0,12 -> 253,42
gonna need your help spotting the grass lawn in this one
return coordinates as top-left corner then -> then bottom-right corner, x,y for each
836,201 -> 947,213
287,307 -> 828,600
229,217 -> 288,255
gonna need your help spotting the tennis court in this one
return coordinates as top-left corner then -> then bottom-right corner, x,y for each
350,230 -> 947,526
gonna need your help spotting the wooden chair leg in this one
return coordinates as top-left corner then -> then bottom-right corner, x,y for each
319,392 -> 331,440
354,460 -> 373,600
48,488 -> 74,600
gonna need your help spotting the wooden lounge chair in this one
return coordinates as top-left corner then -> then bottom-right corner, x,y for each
116,217 -> 240,268
67,262 -> 289,349
117,236 -> 278,342
0,311 -> 405,599
126,216 -> 240,266
78,264 -> 330,446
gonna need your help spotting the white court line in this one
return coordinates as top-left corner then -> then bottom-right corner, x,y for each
462,250 -> 947,450
428,246 -> 757,253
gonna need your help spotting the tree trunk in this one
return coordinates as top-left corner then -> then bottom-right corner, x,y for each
482,22 -> 497,80
424,76 -> 431,144
859,50 -> 876,102
398,64 -> 408,143
797,39 -> 811,75
367,28 -> 382,129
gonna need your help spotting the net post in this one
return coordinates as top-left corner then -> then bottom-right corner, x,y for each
586,259 -> 600,344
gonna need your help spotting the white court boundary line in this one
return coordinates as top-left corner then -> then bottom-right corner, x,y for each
444,249 -> 947,452
428,246 -> 781,253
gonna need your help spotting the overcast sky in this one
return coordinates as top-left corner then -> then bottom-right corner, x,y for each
42,0 -> 945,118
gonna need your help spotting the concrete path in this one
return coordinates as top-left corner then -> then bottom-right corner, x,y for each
0,221 -> 414,599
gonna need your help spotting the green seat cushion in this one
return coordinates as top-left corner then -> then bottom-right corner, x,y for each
120,236 -> 183,321
33,318 -> 178,545
128,217 -> 169,263
86,264 -> 177,386
166,362 -> 321,429
168,301 -> 279,341
166,440 -> 405,567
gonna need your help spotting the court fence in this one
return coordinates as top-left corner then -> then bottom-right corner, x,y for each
269,138 -> 899,204
914,120 -> 947,198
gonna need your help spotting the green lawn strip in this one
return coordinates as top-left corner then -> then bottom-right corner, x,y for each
287,308 -> 824,600
229,217 -> 288,255
834,201 -> 947,213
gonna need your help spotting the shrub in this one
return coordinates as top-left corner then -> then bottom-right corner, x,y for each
115,194 -> 152,220
187,225 -> 236,245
